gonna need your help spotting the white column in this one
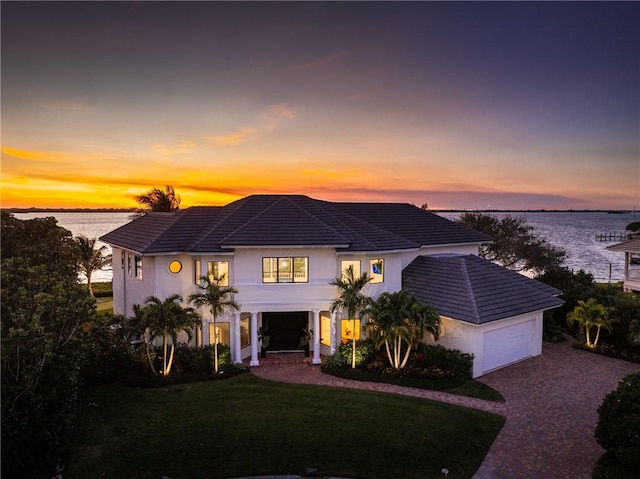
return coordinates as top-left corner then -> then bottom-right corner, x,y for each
233,311 -> 242,363
312,309 -> 321,364
250,312 -> 259,366
330,311 -> 338,355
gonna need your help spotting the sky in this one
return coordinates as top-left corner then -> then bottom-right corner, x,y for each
2,1 -> 639,210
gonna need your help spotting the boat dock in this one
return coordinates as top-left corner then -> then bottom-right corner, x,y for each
595,232 -> 628,242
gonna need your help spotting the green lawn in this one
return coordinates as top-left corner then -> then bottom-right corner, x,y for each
68,373 -> 504,479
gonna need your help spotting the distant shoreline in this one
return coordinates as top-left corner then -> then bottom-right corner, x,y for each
3,207 -> 634,214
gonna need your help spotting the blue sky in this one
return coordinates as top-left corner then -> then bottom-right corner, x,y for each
2,1 -> 639,209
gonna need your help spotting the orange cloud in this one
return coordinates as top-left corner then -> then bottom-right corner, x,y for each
206,127 -> 260,147
153,140 -> 197,155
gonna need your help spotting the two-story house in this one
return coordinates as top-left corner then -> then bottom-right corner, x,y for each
101,194 -> 562,377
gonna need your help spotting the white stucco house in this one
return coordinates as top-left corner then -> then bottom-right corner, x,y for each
101,194 -> 563,378
607,238 -> 640,293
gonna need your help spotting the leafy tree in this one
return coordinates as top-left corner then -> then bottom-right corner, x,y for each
329,265 -> 371,369
457,212 -> 565,274
1,213 -> 95,477
75,235 -> 112,296
567,298 -> 616,348
188,275 -> 239,374
368,291 -> 440,369
139,295 -> 200,376
135,184 -> 181,212
595,372 -> 640,472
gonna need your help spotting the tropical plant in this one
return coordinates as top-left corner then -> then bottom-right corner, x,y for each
188,275 -> 239,374
368,290 -> 440,369
139,295 -> 200,376
134,184 -> 181,212
75,236 -> 112,296
567,298 -> 616,348
329,265 -> 371,369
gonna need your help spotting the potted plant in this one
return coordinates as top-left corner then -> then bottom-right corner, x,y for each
258,326 -> 270,358
298,328 -> 313,357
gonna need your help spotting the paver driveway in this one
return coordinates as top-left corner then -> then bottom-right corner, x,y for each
473,340 -> 640,479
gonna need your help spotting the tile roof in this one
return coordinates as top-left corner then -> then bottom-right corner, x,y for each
100,194 -> 492,254
402,254 -> 563,324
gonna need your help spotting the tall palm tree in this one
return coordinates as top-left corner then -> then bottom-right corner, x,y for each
567,298 -> 616,348
368,291 -> 440,369
329,265 -> 371,369
75,236 -> 112,296
135,185 -> 181,212
188,275 -> 239,374
141,294 -> 200,376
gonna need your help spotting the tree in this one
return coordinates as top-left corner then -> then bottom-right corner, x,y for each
457,212 -> 566,274
595,372 -> 640,471
368,290 -> 440,369
135,184 -> 181,212
1,213 -> 95,477
188,275 -> 239,374
567,298 -> 616,348
140,295 -> 200,376
75,236 -> 112,296
329,265 -> 371,369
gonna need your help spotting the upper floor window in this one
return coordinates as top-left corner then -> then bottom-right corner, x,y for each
135,255 -> 143,280
369,258 -> 384,284
193,259 -> 201,284
121,250 -> 126,270
340,260 -> 361,280
127,253 -> 132,275
208,261 -> 229,286
262,257 -> 308,283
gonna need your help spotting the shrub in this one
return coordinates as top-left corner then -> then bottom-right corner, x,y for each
417,344 -> 474,379
595,372 -> 640,472
321,352 -> 344,369
338,338 -> 377,367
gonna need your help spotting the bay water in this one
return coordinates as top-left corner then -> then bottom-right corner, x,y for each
13,210 -> 637,283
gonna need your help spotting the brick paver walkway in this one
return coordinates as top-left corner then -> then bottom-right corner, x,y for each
249,341 -> 640,479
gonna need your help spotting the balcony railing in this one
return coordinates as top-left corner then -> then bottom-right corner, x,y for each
626,269 -> 640,281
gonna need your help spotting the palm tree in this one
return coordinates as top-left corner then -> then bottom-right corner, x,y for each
188,275 -> 239,374
141,294 -> 200,376
135,185 -> 181,212
329,265 -> 371,369
567,298 -> 616,348
368,290 -> 440,369
75,236 -> 112,296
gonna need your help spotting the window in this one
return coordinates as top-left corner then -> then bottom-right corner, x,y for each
369,258 -> 384,284
193,259 -> 201,284
209,322 -> 230,346
207,261 -> 229,286
121,250 -> 125,270
320,312 -> 331,346
169,260 -> 182,274
341,319 -> 361,342
127,253 -> 132,275
340,260 -> 361,279
240,314 -> 250,348
262,257 -> 308,283
135,255 -> 143,280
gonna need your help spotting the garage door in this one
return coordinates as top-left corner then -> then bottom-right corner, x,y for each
482,320 -> 534,373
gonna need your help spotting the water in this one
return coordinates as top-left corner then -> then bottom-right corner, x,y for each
13,210 -> 638,283
439,211 -> 638,282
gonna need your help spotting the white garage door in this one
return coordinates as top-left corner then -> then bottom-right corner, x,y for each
482,320 -> 534,373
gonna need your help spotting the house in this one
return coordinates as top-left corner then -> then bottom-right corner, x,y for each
607,238 -> 640,293
100,194 -> 563,377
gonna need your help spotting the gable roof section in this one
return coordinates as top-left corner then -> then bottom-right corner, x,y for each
403,254 -> 563,324
607,237 -> 640,253
100,195 -> 493,254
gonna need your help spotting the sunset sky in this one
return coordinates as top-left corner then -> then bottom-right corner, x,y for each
2,1 -> 639,210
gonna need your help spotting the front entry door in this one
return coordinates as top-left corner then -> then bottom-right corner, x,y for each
263,312 -> 308,351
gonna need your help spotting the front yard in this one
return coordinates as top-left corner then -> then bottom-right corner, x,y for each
68,373 -> 504,479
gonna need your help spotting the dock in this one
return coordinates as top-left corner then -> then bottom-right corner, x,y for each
595,232 -> 628,242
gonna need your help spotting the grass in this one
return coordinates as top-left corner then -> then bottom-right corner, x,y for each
68,373 -> 504,479
323,366 -> 505,402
